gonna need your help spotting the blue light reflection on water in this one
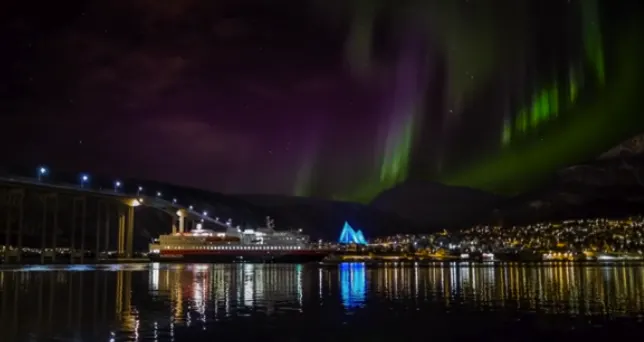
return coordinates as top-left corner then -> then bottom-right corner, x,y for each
340,262 -> 366,309
65,265 -> 95,271
17,265 -> 53,272
4,264 -> 97,272
0,264 -> 151,272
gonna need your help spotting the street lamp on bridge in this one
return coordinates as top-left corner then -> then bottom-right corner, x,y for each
80,174 -> 89,188
137,186 -> 143,196
156,191 -> 162,198
202,210 -> 208,217
172,198 -> 177,204
114,180 -> 121,192
37,166 -> 48,182
189,205 -> 194,211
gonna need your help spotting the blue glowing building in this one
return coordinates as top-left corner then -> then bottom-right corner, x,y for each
338,221 -> 367,245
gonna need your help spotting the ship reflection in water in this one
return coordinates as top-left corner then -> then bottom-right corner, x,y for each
2,263 -> 644,341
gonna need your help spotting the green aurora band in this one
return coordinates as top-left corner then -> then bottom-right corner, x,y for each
442,18 -> 643,194
336,1 -> 644,202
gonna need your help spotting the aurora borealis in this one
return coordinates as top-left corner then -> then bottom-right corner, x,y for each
4,0 -> 644,202
330,0 -> 644,200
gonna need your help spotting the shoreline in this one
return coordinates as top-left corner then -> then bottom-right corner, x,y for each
2,258 -> 644,268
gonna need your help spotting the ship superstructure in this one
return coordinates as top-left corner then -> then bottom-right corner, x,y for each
149,217 -> 328,262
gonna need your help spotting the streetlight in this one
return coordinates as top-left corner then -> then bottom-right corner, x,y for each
156,191 -> 162,198
80,174 -> 89,188
137,186 -> 143,196
188,205 -> 194,211
172,198 -> 177,204
202,211 -> 208,216
114,180 -> 121,192
37,166 -> 48,181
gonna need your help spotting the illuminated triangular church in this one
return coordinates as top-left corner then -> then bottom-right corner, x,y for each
338,221 -> 367,245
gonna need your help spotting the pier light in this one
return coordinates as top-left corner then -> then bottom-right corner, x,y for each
196,223 -> 203,230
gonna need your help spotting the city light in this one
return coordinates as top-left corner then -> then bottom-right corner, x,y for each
365,217 -> 644,262
128,199 -> 141,207
37,166 -> 47,181
80,174 -> 89,188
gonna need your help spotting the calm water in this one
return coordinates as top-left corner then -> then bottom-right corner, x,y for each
2,263 -> 644,341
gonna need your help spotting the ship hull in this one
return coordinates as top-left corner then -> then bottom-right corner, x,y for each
149,250 -> 330,263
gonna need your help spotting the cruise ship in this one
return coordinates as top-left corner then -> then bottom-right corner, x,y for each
148,217 -> 330,263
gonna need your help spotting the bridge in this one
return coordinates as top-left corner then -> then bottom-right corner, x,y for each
0,173 -> 241,264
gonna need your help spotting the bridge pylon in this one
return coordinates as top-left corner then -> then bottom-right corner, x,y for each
3,189 -> 24,263
38,193 -> 58,264
116,199 -> 138,259
69,196 -> 87,264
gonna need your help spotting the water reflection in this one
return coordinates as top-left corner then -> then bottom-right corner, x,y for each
340,263 -> 366,308
0,263 -> 644,341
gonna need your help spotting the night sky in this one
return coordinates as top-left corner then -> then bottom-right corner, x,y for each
2,0 -> 643,202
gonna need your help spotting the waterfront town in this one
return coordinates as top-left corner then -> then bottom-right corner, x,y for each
356,217 -> 644,262
6,216 -> 644,263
